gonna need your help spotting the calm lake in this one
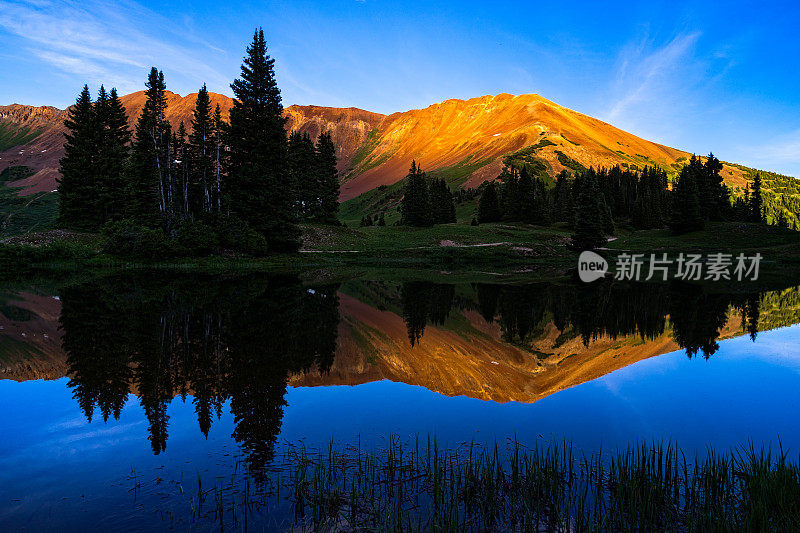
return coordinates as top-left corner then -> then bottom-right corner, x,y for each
2,273 -> 800,530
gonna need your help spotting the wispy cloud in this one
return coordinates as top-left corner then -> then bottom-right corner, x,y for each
603,31 -> 705,142
0,0 -> 230,96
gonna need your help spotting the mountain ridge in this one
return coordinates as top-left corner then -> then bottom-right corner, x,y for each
0,90 -> 756,201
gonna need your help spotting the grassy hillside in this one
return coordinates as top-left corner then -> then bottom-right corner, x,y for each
0,166 -> 58,237
0,121 -> 41,151
726,162 -> 800,228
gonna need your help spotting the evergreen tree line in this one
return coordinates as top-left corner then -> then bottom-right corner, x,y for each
399,161 -> 456,227
476,153 -> 770,249
58,85 -> 130,230
61,273 -> 340,468
58,28 -> 339,256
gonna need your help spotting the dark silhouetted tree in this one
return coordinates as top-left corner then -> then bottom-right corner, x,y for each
212,104 -> 225,213
400,161 -> 433,227
570,170 -> 607,250
227,28 -> 299,251
58,85 -> 96,230
288,131 -> 316,218
750,172 -> 764,223
128,67 -> 171,226
430,178 -> 456,224
188,84 -> 214,216
315,132 -> 340,223
669,159 -> 705,234
477,181 -> 502,223
98,88 -> 131,222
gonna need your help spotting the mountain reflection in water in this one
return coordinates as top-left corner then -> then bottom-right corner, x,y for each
1,274 -> 799,469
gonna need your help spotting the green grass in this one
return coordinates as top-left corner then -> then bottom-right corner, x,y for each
338,179 -> 405,225
0,166 -> 59,237
3,219 -> 799,281
427,155 -> 494,186
609,222 -> 799,253
554,149 -> 587,174
302,222 -> 570,253
725,162 -> 800,229
502,144 -> 552,183
340,156 -> 493,225
0,335 -> 42,363
150,435 -> 800,531
347,128 -> 381,172
560,133 -> 580,146
0,121 -> 41,151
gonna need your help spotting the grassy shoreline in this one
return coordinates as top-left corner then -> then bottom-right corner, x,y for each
2,221 -> 799,283
135,435 -> 800,531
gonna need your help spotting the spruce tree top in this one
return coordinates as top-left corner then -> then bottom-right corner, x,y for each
231,28 -> 283,116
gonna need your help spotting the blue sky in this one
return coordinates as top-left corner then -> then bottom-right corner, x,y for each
1,0 -> 799,176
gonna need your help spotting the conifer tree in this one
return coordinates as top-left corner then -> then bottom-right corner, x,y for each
315,132 -> 340,223
501,169 -> 521,221
669,164 -> 704,234
99,88 -> 131,222
227,28 -> 299,251
173,122 -> 190,219
750,172 -> 764,223
552,170 -> 572,223
517,167 -> 533,223
400,161 -> 433,227
189,84 -> 214,216
58,85 -> 96,230
570,169 -> 607,250
128,67 -> 171,226
212,104 -> 225,214
430,178 -> 455,224
93,85 -> 109,226
288,131 -> 316,218
600,193 -> 615,235
530,177 -> 551,225
477,181 -> 502,223
702,153 -> 728,220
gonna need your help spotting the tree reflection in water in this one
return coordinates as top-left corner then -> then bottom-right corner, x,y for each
62,274 -> 340,468
401,280 -> 780,359
62,274 -> 796,467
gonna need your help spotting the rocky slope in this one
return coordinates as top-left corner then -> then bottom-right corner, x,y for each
1,91 -> 751,201
0,104 -> 67,194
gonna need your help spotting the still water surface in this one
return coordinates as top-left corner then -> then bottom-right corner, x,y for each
1,274 -> 799,530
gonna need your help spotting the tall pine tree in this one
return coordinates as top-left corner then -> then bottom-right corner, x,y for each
212,104 -> 225,214
173,122 -> 190,219
288,131 -> 316,218
58,85 -> 96,230
750,172 -> 764,223
128,68 -> 171,227
189,84 -> 214,217
430,178 -> 456,224
570,169 -> 607,250
315,132 -> 340,223
477,182 -> 502,223
400,161 -> 432,227
227,28 -> 299,251
669,163 -> 705,234
98,88 -> 131,222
